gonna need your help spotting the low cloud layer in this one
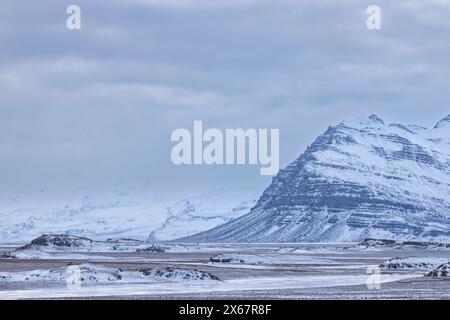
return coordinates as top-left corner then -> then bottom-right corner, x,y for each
1,0 -> 449,195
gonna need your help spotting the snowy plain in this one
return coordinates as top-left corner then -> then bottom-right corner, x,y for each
1,239 -> 449,299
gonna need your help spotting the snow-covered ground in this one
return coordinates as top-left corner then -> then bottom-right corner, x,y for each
0,273 -> 419,300
1,240 -> 449,299
0,264 -> 221,284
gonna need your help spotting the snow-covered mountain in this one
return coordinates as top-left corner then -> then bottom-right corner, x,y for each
0,187 -> 254,244
148,192 -> 256,241
0,189 -> 166,243
180,115 -> 450,243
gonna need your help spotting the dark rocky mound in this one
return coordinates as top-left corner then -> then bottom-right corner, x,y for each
426,263 -> 450,277
20,234 -> 93,250
210,255 -> 244,264
0,252 -> 17,259
139,267 -> 221,281
135,245 -> 166,253
360,238 -> 450,248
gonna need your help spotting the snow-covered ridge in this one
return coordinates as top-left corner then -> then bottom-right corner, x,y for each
0,188 -> 254,244
180,115 -> 450,243
139,267 -> 221,282
17,234 -> 166,253
359,238 -> 450,249
380,257 -> 448,271
0,234 -> 185,259
434,114 -> 450,129
0,234 -> 247,260
148,193 -> 256,241
0,264 -> 221,283
426,262 -> 450,277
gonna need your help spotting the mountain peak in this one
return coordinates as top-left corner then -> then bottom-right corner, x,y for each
180,115 -> 450,243
434,115 -> 450,129
368,114 -> 385,125
341,114 -> 386,129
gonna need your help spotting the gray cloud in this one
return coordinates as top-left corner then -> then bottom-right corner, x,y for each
0,0 -> 449,196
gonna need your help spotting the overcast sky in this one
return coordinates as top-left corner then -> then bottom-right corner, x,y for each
1,0 -> 449,197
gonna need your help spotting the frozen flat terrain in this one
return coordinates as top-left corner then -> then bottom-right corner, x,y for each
1,240 -> 449,300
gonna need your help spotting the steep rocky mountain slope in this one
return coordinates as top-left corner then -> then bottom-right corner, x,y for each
180,115 -> 450,242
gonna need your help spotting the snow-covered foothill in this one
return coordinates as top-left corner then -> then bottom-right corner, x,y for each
426,263 -> 450,277
0,264 -> 222,283
380,257 -> 448,271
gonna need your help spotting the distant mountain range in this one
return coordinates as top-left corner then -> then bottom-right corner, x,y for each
180,115 -> 450,243
147,192 -> 256,241
0,187 -> 253,243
